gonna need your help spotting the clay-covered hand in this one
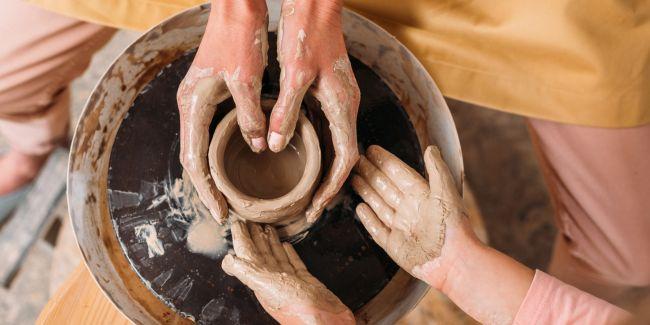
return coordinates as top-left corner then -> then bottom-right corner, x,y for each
222,221 -> 355,324
351,145 -> 467,282
177,1 -> 269,223
271,0 -> 360,222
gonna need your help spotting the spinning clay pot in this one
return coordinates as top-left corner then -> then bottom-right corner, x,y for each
209,102 -> 321,235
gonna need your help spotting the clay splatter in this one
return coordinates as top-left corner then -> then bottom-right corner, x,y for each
186,214 -> 229,259
134,223 -> 165,258
108,189 -> 142,208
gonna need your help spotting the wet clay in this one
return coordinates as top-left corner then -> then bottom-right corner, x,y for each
209,107 -> 321,227
107,33 -> 422,324
224,130 -> 306,200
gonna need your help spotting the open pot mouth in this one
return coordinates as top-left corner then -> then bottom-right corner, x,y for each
209,108 -> 322,217
223,134 -> 306,200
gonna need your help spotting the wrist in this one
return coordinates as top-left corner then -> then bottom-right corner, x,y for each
413,217 -> 483,293
210,0 -> 267,23
294,0 -> 343,25
318,309 -> 355,325
308,0 -> 343,13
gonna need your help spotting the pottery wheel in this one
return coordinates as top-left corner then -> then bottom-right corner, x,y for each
107,34 -> 424,324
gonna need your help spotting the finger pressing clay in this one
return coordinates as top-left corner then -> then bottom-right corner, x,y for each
230,220 -> 259,263
177,67 -> 230,223
249,223 -> 279,269
269,0 -> 316,152
227,74 -> 267,153
274,0 -> 361,223
226,16 -> 269,152
268,69 -> 316,152
266,226 -> 293,273
305,56 -> 360,222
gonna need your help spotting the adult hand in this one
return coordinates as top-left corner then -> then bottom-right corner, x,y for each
222,221 -> 355,325
271,0 -> 360,222
351,145 -> 468,285
177,1 -> 269,223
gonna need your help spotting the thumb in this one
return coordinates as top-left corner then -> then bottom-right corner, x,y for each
423,146 -> 459,198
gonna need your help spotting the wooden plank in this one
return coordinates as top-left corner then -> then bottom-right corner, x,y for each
0,148 -> 68,285
37,264 -> 131,325
49,201 -> 82,296
2,241 -> 54,324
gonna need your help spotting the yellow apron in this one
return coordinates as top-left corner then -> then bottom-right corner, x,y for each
26,0 -> 650,128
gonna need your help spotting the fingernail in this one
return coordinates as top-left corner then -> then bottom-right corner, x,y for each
251,137 -> 266,152
268,132 -> 286,152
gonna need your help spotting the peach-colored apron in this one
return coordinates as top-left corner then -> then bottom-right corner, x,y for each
26,0 -> 650,127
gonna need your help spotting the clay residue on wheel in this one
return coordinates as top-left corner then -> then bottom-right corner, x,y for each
171,172 -> 231,259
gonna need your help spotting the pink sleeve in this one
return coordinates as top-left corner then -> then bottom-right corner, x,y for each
513,270 -> 630,325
